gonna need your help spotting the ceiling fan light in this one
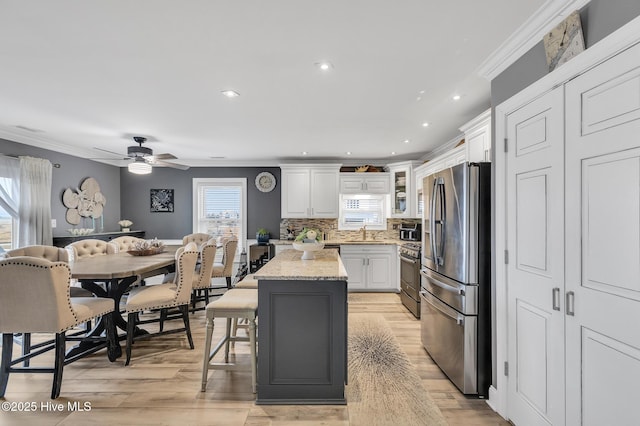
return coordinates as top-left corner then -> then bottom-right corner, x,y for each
128,158 -> 152,175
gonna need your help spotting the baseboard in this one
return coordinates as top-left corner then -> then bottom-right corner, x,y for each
486,385 -> 507,419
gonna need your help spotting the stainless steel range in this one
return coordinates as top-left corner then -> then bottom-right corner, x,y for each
399,242 -> 421,318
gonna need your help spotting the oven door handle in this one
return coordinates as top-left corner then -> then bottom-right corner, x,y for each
420,290 -> 464,325
400,255 -> 418,264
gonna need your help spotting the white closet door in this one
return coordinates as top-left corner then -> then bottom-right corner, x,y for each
506,87 -> 565,426
565,41 -> 640,426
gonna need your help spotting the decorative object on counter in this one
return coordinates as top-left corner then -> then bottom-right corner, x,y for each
255,171 -> 276,192
150,188 -> 174,212
67,228 -> 94,236
126,238 -> 165,256
295,227 -> 321,243
62,177 -> 106,231
118,219 -> 133,232
292,241 -> 325,260
256,228 -> 270,244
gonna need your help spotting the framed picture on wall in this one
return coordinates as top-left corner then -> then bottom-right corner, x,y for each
150,189 -> 174,213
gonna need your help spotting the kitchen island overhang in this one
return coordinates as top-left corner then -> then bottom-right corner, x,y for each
253,248 -> 348,405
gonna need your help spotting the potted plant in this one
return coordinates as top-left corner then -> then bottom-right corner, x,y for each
256,228 -> 270,244
295,227 -> 321,243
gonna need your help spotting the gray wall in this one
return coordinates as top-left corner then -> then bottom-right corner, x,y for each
491,0 -> 640,106
119,167 -> 281,240
0,138 -> 121,237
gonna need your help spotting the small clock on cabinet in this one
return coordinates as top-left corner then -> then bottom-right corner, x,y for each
255,172 -> 276,192
543,10 -> 585,72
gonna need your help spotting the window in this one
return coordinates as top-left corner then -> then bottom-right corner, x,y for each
193,178 -> 247,256
338,194 -> 387,230
0,156 -> 19,250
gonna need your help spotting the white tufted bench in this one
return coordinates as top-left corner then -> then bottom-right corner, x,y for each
201,288 -> 258,393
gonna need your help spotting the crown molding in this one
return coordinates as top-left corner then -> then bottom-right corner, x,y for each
476,0 -> 592,81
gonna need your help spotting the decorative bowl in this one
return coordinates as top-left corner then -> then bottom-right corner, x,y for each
292,242 -> 325,260
127,247 -> 165,256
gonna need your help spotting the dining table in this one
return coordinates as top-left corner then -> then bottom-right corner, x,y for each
67,248 -> 177,358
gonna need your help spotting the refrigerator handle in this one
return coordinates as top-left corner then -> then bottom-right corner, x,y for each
430,178 -> 438,264
437,178 -> 446,265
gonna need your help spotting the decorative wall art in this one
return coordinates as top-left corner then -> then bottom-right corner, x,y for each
62,177 -> 106,230
150,188 -> 174,213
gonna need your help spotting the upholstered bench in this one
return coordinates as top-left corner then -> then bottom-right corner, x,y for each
201,288 -> 258,393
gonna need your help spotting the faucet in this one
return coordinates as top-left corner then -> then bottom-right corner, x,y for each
359,225 -> 367,240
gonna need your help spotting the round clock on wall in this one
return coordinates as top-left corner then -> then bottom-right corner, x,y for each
255,171 -> 276,192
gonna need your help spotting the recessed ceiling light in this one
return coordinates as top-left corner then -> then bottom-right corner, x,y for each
391,151 -> 396,155
452,94 -> 461,101
403,140 -> 410,144
301,151 -> 308,156
422,122 -> 430,127
346,151 -> 352,155
315,62 -> 333,71
221,90 -> 240,98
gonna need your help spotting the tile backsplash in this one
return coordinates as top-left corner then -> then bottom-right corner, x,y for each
279,218 -> 420,241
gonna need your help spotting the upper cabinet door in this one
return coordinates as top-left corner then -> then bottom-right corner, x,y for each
281,168 -> 310,218
387,161 -> 420,218
310,168 -> 339,217
280,164 -> 340,218
460,109 -> 492,163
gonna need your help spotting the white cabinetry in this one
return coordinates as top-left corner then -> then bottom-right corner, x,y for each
460,109 -> 491,163
386,161 -> 421,218
496,39 -> 640,425
340,245 -> 397,291
339,173 -> 390,194
280,164 -> 340,218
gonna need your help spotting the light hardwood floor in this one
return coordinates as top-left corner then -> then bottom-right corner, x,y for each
0,293 -> 509,425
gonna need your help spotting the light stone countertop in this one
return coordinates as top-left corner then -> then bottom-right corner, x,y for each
253,248 -> 348,281
272,239 -> 401,246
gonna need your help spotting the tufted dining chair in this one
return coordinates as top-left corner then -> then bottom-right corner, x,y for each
123,243 -> 199,365
182,233 -> 212,247
3,245 -> 94,365
211,237 -> 238,289
109,236 -> 146,253
0,256 -> 119,399
66,239 -> 117,262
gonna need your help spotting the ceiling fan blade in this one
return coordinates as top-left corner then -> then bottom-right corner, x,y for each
152,153 -> 177,160
152,159 -> 190,170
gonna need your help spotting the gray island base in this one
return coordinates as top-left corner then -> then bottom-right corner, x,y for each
253,248 -> 348,405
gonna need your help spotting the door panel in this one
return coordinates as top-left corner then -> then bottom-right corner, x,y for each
506,86 -> 565,426
367,254 -> 391,290
565,41 -> 640,425
341,255 -> 365,291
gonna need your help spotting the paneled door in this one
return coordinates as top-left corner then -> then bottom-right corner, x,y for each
564,41 -> 640,426
506,87 -> 565,426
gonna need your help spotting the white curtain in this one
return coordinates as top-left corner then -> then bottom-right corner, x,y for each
0,155 -> 20,219
18,156 -> 52,246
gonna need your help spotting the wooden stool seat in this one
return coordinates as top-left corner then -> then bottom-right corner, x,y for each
201,289 -> 258,393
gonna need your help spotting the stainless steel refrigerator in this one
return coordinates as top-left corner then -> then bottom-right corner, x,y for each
420,162 -> 491,397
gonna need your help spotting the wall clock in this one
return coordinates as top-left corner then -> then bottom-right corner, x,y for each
543,10 -> 585,72
255,171 -> 276,192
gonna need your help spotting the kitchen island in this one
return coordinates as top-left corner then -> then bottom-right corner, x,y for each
253,248 -> 348,404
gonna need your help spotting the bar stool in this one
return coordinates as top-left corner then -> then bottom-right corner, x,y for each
231,276 -> 258,340
201,288 -> 258,393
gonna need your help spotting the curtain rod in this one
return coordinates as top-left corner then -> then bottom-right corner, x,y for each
0,153 -> 60,168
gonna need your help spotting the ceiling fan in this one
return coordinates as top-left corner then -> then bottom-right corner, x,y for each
94,136 -> 189,174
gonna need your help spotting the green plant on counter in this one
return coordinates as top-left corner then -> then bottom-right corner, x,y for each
295,227 -> 321,242
257,228 -> 269,236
